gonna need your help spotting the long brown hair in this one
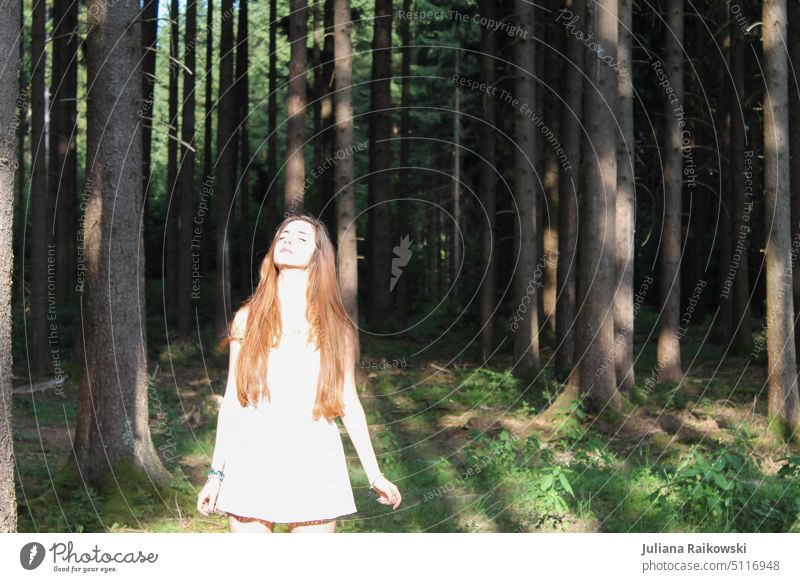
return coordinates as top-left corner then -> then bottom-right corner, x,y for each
221,213 -> 361,421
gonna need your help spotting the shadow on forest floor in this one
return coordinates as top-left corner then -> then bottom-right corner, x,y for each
12,314 -> 800,533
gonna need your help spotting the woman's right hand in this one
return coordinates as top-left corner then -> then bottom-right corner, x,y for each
196,477 -> 223,517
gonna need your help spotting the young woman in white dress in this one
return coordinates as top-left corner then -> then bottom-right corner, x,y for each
196,214 -> 401,532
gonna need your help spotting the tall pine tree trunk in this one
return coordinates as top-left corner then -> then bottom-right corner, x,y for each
236,0 -> 251,296
29,0 -> 48,373
75,0 -> 171,488
178,0 -> 198,337
367,0 -> 393,330
51,0 -> 79,304
214,0 -> 236,338
165,0 -> 180,323
763,0 -> 800,442
615,0 -> 635,396
656,0 -> 684,384
142,0 -> 160,276
512,0 -> 539,375
202,0 -> 214,277
479,0 -> 497,361
0,0 -> 22,532
285,0 -> 308,215
567,0 -> 621,412
397,0 -> 412,327
334,0 -> 358,322
730,9 -> 751,353
555,0 -> 583,379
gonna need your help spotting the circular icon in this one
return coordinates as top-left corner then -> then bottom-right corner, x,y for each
20,542 -> 46,570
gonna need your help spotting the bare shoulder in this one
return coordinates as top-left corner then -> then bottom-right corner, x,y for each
230,306 -> 250,340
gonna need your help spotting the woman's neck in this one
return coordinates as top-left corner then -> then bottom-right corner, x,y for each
277,267 -> 309,327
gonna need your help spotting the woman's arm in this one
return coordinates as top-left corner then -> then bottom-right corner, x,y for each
339,331 -> 382,486
209,309 -> 247,473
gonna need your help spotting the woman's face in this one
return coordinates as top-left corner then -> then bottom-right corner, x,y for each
274,220 -> 317,269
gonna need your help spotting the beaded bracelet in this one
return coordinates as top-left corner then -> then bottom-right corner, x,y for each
369,473 -> 385,489
208,468 -> 225,481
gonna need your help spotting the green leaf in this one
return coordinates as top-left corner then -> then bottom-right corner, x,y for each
558,471 -> 574,496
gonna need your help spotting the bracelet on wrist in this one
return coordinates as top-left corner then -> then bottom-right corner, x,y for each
208,468 -> 225,481
369,473 -> 385,489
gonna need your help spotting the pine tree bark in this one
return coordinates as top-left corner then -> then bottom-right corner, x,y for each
556,0 -> 583,379
729,10 -> 751,353
615,0 -> 635,396
178,0 -> 198,336
266,0 -> 279,234
512,0 -> 539,375
397,0 -> 412,328
567,0 -> 621,412
0,0 -> 21,533
141,0 -> 159,274
285,0 -> 308,215
788,0 -> 800,363
656,0 -> 684,384
29,0 -> 48,374
75,0 -> 171,488
479,0 -> 497,361
214,0 -> 236,338
51,0 -> 79,304
367,0 -> 393,330
763,0 -> 800,442
202,0 -> 214,276
165,0 -> 180,323
236,0 -> 251,296
335,0 -> 358,322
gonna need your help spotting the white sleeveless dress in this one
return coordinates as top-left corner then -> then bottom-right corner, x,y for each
214,332 -> 358,523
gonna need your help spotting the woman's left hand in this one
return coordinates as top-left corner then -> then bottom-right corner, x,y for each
371,476 -> 402,509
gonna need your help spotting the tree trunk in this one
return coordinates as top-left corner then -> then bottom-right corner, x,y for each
165,0 -> 180,323
729,9 -> 751,353
615,0 -> 635,396
267,0 -> 279,233
236,0 -> 251,296
202,0 -> 214,277
397,0 -> 412,328
542,0 -> 561,337
51,0 -> 79,305
763,0 -> 800,442
0,0 -> 21,533
13,2 -> 26,295
285,0 -> 308,216
555,0 -> 583,379
367,0 -> 393,330
788,0 -> 800,364
178,0 -> 198,337
29,0 -> 48,374
714,20 -> 733,346
214,0 -> 236,338
567,0 -> 621,413
75,0 -> 171,488
479,0 -> 497,361
656,0 -> 684,384
512,0 -> 539,375
335,0 -> 358,322
141,0 -> 159,279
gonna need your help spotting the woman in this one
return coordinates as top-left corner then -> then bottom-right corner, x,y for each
196,214 -> 402,532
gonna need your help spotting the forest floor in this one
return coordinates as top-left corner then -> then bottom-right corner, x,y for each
12,309 -> 800,533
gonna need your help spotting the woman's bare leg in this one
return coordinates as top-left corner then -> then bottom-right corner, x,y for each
288,519 -> 336,533
227,513 -> 275,533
